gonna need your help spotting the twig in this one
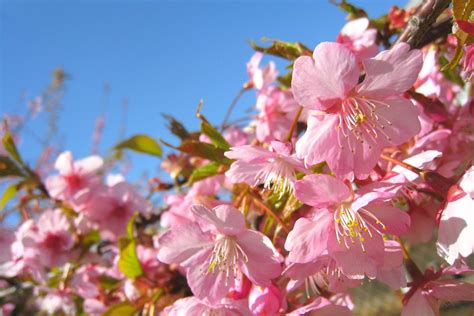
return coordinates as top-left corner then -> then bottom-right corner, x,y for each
251,196 -> 290,234
221,86 -> 248,131
394,0 -> 451,48
286,106 -> 303,142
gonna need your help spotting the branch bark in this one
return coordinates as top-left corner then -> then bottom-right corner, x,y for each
395,0 -> 452,48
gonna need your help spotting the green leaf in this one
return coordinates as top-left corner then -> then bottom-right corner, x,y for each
98,275 -> 121,291
2,133 -> 23,164
277,72 -> 293,89
0,183 -> 17,209
118,213 -> 143,279
331,0 -> 367,19
103,302 -> 137,316
118,240 -> 143,279
200,121 -> 230,150
178,140 -> 232,165
0,156 -> 23,178
439,55 -> 466,87
81,229 -> 101,246
114,134 -> 162,157
250,38 -> 311,61
162,114 -> 192,140
187,162 -> 221,185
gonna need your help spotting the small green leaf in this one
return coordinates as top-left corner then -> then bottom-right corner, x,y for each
103,302 -> 137,316
200,121 -> 230,150
277,72 -> 293,89
0,183 -> 17,209
331,0 -> 367,19
81,229 -> 101,246
162,114 -> 191,140
118,214 -> 143,279
98,275 -> 121,291
187,162 -> 221,185
0,156 -> 23,178
178,140 -> 232,165
2,133 -> 23,164
250,38 -> 311,61
114,134 -> 162,157
118,241 -> 143,279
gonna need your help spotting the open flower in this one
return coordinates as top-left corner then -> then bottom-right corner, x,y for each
285,174 -> 410,279
225,141 -> 307,197
402,265 -> 474,316
46,151 -> 103,206
336,17 -> 378,61
157,204 -> 282,303
163,296 -> 251,316
292,42 -> 423,180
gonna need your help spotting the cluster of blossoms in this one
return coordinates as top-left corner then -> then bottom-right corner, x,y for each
1,2 -> 474,315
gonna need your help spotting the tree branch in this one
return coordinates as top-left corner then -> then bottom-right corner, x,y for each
395,0 -> 451,48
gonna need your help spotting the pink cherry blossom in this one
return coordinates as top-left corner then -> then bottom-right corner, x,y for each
336,17 -> 378,61
402,265 -> 474,316
45,151 -> 103,206
247,52 -> 278,90
293,42 -> 423,179
437,166 -> 474,264
248,284 -> 287,315
163,296 -> 251,316
225,141 -> 307,197
285,174 -> 410,279
157,204 -> 282,303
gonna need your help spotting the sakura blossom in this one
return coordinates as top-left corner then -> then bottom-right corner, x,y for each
2,1 -> 474,314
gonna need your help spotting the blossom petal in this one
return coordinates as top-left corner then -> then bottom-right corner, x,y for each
430,280 -> 474,301
401,290 -> 438,316
295,174 -> 350,208
237,230 -> 282,286
358,43 -> 423,98
156,223 -> 213,265
191,205 -> 245,236
285,210 -> 332,263
292,42 -> 359,111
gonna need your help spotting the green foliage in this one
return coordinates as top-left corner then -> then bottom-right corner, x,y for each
118,213 -> 143,279
103,302 -> 137,316
0,156 -> 23,178
2,132 -> 23,164
331,0 -> 367,19
178,140 -> 232,165
162,114 -> 192,140
114,134 -> 162,158
250,38 -> 311,61
0,183 -> 18,209
187,162 -> 221,185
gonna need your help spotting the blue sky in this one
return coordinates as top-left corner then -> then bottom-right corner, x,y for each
1,0 -> 407,179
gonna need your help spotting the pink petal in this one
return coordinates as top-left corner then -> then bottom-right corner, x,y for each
430,280 -> 474,301
401,290 -> 438,316
185,248 -> 233,304
156,223 -> 213,265
237,230 -> 282,286
295,174 -> 351,208
75,156 -> 103,175
288,297 -> 352,316
191,205 -> 245,236
54,151 -> 74,175
292,42 -> 359,111
358,43 -> 423,98
364,203 -> 411,236
296,114 -> 354,179
285,210 -> 333,263
224,145 -> 274,162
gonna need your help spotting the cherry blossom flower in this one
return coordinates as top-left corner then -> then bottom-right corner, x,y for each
46,151 -> 103,207
225,141 -> 307,197
247,52 -> 278,90
288,296 -> 352,316
248,284 -> 287,315
402,265 -> 474,316
292,42 -> 423,180
157,204 -> 282,303
285,174 -> 410,279
336,17 -> 378,61
437,166 -> 474,264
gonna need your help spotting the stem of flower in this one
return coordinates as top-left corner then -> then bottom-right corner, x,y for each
286,106 -> 304,142
251,195 -> 290,234
221,86 -> 249,131
380,154 -> 423,175
396,237 -> 424,282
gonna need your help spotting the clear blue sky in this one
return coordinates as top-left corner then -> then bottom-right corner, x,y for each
1,0 -> 407,179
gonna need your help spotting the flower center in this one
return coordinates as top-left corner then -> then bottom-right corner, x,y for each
255,157 -> 295,197
334,203 -> 386,252
338,97 -> 394,152
207,235 -> 248,281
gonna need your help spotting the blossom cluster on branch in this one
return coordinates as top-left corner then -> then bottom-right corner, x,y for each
0,1 -> 474,315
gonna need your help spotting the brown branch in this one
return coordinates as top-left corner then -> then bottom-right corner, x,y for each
414,17 -> 453,48
395,0 -> 451,48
